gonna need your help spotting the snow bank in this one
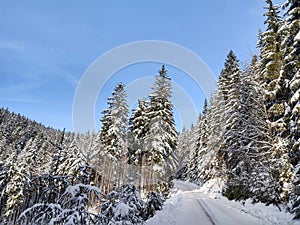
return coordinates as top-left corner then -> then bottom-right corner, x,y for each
146,179 -> 298,225
199,179 -> 297,225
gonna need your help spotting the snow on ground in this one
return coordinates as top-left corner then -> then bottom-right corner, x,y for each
145,180 -> 298,225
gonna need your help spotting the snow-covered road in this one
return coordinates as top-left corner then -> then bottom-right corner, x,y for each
145,180 -> 262,225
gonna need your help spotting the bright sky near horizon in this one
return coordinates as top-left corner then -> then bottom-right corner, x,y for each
0,0 -> 285,132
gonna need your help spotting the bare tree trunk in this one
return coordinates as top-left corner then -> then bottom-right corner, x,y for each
139,152 -> 143,195
100,156 -> 106,193
106,159 -> 114,193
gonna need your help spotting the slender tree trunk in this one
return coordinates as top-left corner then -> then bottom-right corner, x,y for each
106,159 -> 113,193
138,151 -> 142,194
100,156 -> 106,193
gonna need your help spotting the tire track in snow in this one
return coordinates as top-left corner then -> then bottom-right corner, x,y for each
147,180 -> 261,225
183,183 -> 217,225
178,181 -> 261,225
195,197 -> 217,225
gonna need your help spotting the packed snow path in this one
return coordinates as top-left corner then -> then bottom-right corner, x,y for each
146,180 -> 262,225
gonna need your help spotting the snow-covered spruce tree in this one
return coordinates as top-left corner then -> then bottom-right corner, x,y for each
218,51 -> 246,200
175,127 -> 192,180
57,139 -> 86,185
217,52 -> 280,204
218,50 -> 242,169
238,60 -> 281,205
26,136 -> 69,206
19,183 -> 102,225
212,51 -> 241,183
97,183 -> 145,224
257,0 -> 285,128
127,99 -> 151,192
218,50 -> 241,108
186,118 -> 201,183
2,151 -> 30,223
280,0 -> 300,219
22,133 -> 52,176
198,89 -> 227,184
100,82 -> 129,161
78,132 -> 101,166
128,99 -> 150,165
99,82 -> 129,191
252,53 -> 293,203
143,191 -> 165,220
284,0 -> 300,155
15,135 -> 54,212
144,65 -> 178,194
33,130 -> 72,206
0,162 -> 8,222
0,136 -> 40,221
187,100 -> 209,184
49,128 -> 68,176
77,132 -> 103,188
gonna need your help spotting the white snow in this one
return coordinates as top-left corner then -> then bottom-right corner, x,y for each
292,102 -> 300,114
295,30 -> 300,41
153,164 -> 163,172
114,202 -> 132,218
145,180 -> 297,225
291,90 -> 300,105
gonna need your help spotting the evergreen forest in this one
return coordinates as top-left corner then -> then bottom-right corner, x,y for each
0,0 -> 299,224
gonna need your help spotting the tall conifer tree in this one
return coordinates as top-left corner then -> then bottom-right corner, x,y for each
144,65 -> 178,167
100,83 -> 129,161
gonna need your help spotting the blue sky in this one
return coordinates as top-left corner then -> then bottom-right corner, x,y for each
0,0 -> 285,131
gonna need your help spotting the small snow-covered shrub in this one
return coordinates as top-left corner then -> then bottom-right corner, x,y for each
19,183 -> 102,225
143,191 -> 165,220
97,184 -> 146,225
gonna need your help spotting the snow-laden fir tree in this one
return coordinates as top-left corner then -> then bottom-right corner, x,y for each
175,127 -> 192,180
22,133 -> 52,176
215,51 -> 242,181
251,55 -> 293,203
57,139 -> 86,185
187,100 -> 209,184
128,98 -> 150,165
282,0 -> 300,161
218,50 -> 242,173
99,83 -> 129,191
19,183 -> 102,225
280,0 -> 300,219
215,51 -> 281,204
217,51 -> 246,199
2,150 -> 30,223
201,91 -> 227,183
144,65 -> 178,176
218,50 -> 241,107
236,59 -> 281,204
100,82 -> 129,161
127,99 -> 151,192
98,184 -> 145,224
78,132 -> 101,166
186,123 -> 200,182
257,0 -> 285,128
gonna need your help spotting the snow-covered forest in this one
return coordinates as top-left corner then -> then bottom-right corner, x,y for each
178,0 -> 300,220
0,0 -> 299,224
0,65 -> 175,224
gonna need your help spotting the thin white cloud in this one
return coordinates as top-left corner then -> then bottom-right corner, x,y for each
55,66 -> 79,87
0,98 -> 49,105
0,42 -> 25,50
63,71 -> 79,86
0,82 -> 38,94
